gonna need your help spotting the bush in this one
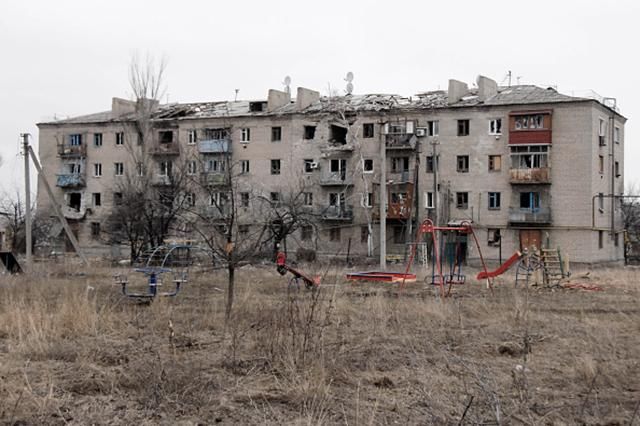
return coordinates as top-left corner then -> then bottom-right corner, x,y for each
296,248 -> 316,262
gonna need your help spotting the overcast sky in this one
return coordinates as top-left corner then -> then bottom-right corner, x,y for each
1,0 -> 638,198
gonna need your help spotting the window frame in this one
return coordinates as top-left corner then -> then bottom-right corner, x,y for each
271,126 -> 282,142
457,119 -> 470,136
270,159 -> 281,175
456,155 -> 469,173
363,123 -> 375,138
489,118 -> 502,135
456,192 -> 469,209
488,192 -> 501,210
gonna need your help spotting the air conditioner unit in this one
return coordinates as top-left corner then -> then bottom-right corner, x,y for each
309,162 -> 319,169
415,128 -> 427,137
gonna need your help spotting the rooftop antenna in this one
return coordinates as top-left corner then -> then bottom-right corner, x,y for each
283,76 -> 291,95
516,75 -> 523,85
345,71 -> 354,95
234,89 -> 239,101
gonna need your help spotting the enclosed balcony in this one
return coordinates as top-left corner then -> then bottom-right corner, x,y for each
386,169 -> 414,185
508,207 -> 552,225
320,205 -> 354,221
385,134 -> 417,150
509,167 -> 551,184
56,173 -> 86,188
200,172 -> 229,187
199,204 -> 231,220
198,139 -> 231,154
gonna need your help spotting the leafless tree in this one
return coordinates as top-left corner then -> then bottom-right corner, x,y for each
0,191 -> 52,253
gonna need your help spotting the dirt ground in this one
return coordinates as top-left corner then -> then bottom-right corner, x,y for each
0,261 -> 639,425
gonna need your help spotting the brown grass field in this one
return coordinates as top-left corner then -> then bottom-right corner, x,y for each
0,261 -> 639,425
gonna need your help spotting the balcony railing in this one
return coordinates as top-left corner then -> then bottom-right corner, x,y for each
151,175 -> 173,186
386,169 -> 414,184
200,172 -> 229,187
319,171 -> 352,186
373,201 -> 412,220
57,144 -> 86,157
149,143 -> 180,156
385,134 -> 416,149
199,205 -> 231,220
509,168 -> 551,184
56,174 -> 85,188
199,139 -> 231,154
508,207 -> 552,224
320,205 -> 354,221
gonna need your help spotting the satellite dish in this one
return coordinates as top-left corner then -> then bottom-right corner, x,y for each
345,72 -> 354,82
284,76 -> 291,85
345,72 -> 354,94
346,83 -> 354,95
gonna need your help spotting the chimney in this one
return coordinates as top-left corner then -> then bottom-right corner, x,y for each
448,79 -> 469,104
296,87 -> 320,110
267,89 -> 291,112
111,97 -> 136,116
476,75 -> 498,101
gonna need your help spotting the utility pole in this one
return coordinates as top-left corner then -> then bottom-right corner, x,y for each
432,138 -> 439,225
21,133 -> 32,269
379,121 -> 387,270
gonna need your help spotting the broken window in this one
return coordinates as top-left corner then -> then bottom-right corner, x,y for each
361,226 -> 369,243
241,128 -> 251,142
206,158 -> 225,173
456,192 -> 468,209
391,192 -> 408,204
68,193 -> 82,211
205,128 -> 228,140
69,134 -> 82,146
488,155 -> 501,172
363,159 -> 374,173
303,192 -> 313,206
301,225 -> 313,241
424,192 -> 434,209
241,160 -> 250,174
488,229 -> 501,246
116,132 -> 124,145
489,119 -> 502,135
114,192 -> 123,205
91,222 -> 100,237
159,131 -> 174,144
271,159 -> 281,175
519,192 -> 540,210
160,161 -> 173,176
330,125 -> 348,144
488,192 -> 501,209
615,161 -> 620,177
237,192 -> 249,208
94,133 -> 102,147
329,227 -> 341,242
92,192 -> 101,207
392,226 -> 406,244
391,157 -> 409,173
425,156 -> 438,173
270,192 -> 280,204
114,162 -> 124,176
329,192 -> 345,207
457,119 -> 470,136
187,160 -> 197,175
185,192 -> 196,207
330,159 -> 347,180
304,125 -> 316,140
362,192 -> 373,208
456,155 -> 469,173
363,123 -> 375,138
598,230 -> 604,249
510,145 -> 548,169
427,121 -> 439,137
304,159 -> 314,173
187,130 -> 197,144
68,163 -> 81,174
515,114 -> 544,130
271,126 -> 282,142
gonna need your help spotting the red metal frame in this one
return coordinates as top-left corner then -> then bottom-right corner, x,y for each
346,271 -> 417,283
401,219 -> 490,297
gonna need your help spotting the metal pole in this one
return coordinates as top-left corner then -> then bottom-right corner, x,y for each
21,134 -> 32,269
432,140 -> 439,225
379,121 -> 387,270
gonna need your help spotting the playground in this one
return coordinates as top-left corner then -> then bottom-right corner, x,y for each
0,259 -> 639,424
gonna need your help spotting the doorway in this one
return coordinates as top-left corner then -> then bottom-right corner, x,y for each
519,229 -> 542,253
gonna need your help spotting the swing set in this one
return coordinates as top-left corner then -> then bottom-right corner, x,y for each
402,219 -> 490,296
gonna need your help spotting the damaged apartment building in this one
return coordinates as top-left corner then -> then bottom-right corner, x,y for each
36,75 -> 626,263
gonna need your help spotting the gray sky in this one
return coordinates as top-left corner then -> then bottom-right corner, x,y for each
1,0 -> 638,198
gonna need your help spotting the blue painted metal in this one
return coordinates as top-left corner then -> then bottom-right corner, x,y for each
198,139 -> 231,154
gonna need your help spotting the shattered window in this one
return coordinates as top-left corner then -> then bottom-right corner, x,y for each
304,126 -> 316,140
271,159 -> 281,175
363,123 -> 375,138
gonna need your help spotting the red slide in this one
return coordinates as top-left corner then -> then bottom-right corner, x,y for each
476,251 -> 522,280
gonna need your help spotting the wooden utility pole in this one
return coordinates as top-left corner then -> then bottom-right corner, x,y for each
21,133 -> 32,269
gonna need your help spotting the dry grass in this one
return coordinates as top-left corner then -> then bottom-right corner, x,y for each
0,262 -> 639,424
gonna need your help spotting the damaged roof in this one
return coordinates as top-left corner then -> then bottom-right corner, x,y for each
40,84 -> 604,126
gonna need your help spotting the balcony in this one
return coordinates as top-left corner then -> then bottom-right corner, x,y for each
57,144 -> 86,157
56,173 -> 85,188
510,168 -> 551,184
320,205 -> 354,221
373,201 -> 412,220
200,172 -> 229,187
199,205 -> 231,220
149,143 -> 180,156
508,207 -> 552,225
151,175 -> 173,186
386,169 -> 414,185
199,139 -> 231,154
319,171 -> 352,186
385,134 -> 417,150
